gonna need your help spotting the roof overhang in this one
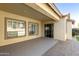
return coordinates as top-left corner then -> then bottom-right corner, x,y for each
48,3 -> 62,18
0,3 -> 62,21
25,3 -> 62,21
0,3 -> 55,21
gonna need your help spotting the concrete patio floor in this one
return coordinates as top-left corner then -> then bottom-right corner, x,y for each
1,37 -> 79,56
0,37 -> 58,56
43,38 -> 79,56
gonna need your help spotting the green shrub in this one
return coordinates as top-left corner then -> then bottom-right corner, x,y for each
76,36 -> 79,41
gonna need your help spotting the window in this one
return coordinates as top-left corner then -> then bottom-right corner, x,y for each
5,17 -> 26,39
28,22 -> 39,35
18,22 -> 25,29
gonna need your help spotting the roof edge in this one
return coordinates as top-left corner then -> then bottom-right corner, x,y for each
48,3 -> 62,18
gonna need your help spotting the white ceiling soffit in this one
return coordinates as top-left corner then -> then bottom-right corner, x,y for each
25,3 -> 60,21
0,3 -> 55,21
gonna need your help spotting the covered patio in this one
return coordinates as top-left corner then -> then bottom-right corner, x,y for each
0,37 -> 58,56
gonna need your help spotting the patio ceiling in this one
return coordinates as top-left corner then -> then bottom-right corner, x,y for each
0,3 -> 55,21
25,3 -> 61,21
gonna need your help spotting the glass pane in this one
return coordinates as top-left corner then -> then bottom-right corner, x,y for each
19,22 -> 25,29
12,21 -> 17,29
28,23 -> 38,35
7,31 -> 18,38
7,20 -> 12,28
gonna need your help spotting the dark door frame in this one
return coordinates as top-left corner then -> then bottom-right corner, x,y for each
44,24 -> 54,38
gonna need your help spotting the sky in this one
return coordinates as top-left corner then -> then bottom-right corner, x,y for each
55,3 -> 79,28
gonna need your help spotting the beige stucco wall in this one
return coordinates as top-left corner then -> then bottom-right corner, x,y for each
0,10 -> 72,46
54,18 -> 67,41
67,21 -> 72,39
0,10 -> 42,46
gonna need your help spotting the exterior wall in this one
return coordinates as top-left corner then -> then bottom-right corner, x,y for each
54,18 -> 67,41
67,21 -> 72,39
0,10 -> 42,46
0,8 -> 72,46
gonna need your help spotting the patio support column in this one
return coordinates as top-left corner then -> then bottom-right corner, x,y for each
54,17 -> 67,41
67,21 -> 72,39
